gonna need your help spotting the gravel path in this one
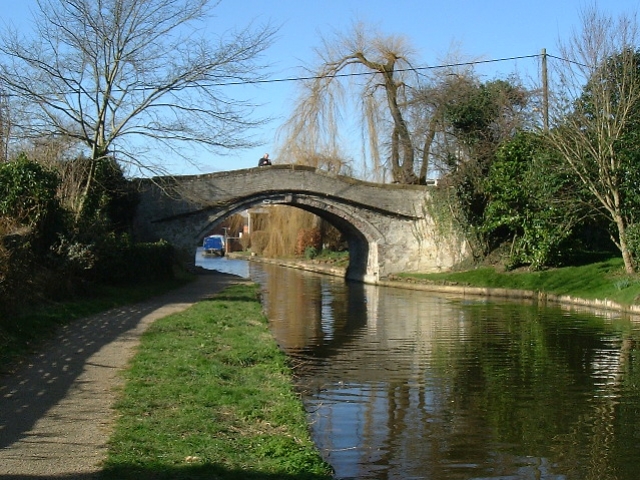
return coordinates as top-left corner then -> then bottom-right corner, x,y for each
0,271 -> 243,479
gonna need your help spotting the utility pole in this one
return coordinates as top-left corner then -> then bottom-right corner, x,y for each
541,48 -> 549,131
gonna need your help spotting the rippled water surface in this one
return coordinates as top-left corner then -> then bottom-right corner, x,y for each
198,254 -> 640,480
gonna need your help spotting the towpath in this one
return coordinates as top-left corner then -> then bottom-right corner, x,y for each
0,271 -> 242,479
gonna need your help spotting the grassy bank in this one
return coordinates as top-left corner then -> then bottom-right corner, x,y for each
397,257 -> 640,306
0,276 -> 192,373
101,283 -> 333,480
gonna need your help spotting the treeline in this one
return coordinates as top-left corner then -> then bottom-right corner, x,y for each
275,10 -> 640,274
3,1 -> 640,310
0,154 -> 175,317
434,46 -> 640,273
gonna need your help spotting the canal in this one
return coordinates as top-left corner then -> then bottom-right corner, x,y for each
196,253 -> 640,480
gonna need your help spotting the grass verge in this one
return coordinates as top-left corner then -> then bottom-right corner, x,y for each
0,276 -> 193,374
398,257 -> 640,306
101,282 -> 333,480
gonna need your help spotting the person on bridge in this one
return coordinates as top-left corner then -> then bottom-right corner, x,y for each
258,153 -> 272,166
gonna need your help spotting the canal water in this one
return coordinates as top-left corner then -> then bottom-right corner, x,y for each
196,252 -> 640,480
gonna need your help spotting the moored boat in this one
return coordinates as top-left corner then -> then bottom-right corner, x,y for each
202,234 -> 225,256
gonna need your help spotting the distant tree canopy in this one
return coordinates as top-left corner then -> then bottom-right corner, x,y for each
5,6 -> 640,274
278,23 -> 423,183
277,13 -> 640,272
576,48 -> 640,225
444,78 -> 529,153
279,23 -> 534,188
440,77 -> 532,229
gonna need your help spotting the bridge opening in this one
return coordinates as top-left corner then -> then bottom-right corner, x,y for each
193,201 -> 374,282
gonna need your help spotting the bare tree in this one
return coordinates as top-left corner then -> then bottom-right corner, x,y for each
0,0 -> 276,217
547,7 -> 640,273
279,22 -> 423,184
0,89 -> 10,162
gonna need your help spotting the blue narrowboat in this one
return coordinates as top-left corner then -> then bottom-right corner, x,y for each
202,234 -> 225,256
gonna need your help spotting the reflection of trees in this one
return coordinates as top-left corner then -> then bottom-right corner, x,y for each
259,265 -> 640,478
442,303 -> 640,478
260,265 -> 368,355
348,301 -> 640,478
550,336 -> 637,480
262,265 -> 324,352
611,336 -> 640,479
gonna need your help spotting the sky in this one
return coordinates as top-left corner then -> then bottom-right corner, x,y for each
4,0 -> 640,176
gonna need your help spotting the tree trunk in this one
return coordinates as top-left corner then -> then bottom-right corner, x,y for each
380,68 -> 416,184
615,214 -> 635,274
418,116 -> 438,183
74,159 -> 97,223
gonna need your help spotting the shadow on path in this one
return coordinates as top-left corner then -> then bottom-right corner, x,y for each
0,271 -> 242,477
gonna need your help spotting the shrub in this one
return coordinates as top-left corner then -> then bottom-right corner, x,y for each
46,232 -> 176,288
0,154 -> 65,252
304,246 -> 318,259
482,132 -> 581,269
0,224 -> 53,315
89,235 -> 176,284
0,154 -> 60,227
74,156 -> 139,232
295,227 -> 321,255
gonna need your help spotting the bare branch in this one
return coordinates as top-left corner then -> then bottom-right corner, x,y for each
0,0 -> 277,170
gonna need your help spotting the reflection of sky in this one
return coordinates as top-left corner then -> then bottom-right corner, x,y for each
193,248 -> 250,278
321,283 -> 335,341
310,383 -> 391,480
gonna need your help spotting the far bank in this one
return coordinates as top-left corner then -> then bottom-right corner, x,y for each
238,254 -> 640,318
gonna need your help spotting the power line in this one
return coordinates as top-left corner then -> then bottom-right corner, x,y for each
211,54 -> 544,86
546,53 -> 589,69
0,51 -> 577,96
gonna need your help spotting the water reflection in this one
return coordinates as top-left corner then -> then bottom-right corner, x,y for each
252,263 -> 640,480
194,248 -> 250,278
199,257 -> 640,480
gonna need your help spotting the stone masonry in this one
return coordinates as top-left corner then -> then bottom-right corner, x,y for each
133,165 -> 469,283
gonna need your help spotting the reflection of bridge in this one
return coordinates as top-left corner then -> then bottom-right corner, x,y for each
132,165 -> 468,283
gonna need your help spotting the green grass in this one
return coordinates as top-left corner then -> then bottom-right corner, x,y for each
0,276 -> 193,373
308,249 -> 349,268
101,283 -> 333,480
398,257 -> 640,306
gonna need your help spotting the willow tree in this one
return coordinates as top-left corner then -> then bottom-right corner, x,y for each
0,0 -> 276,219
280,23 -> 422,184
547,8 -> 640,273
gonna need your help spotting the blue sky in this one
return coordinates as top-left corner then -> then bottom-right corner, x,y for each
4,0 -> 640,175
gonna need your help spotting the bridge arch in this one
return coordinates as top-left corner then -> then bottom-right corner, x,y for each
132,166 -> 468,283
196,191 -> 384,281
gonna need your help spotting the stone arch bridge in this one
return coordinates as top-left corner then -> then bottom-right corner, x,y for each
133,165 -> 468,284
